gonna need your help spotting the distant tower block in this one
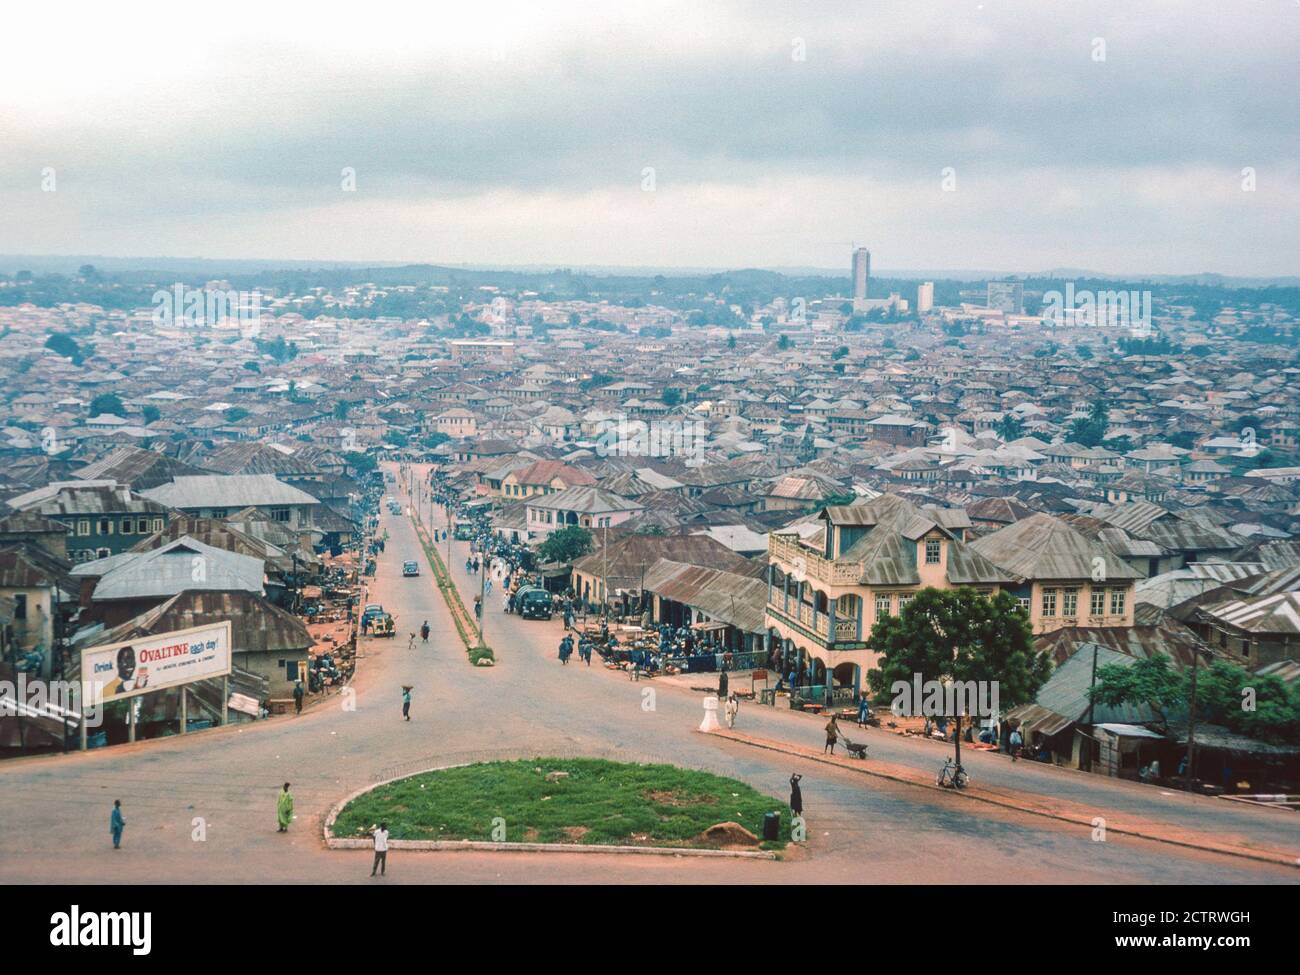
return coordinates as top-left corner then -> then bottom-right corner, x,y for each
917,281 -> 934,314
852,247 -> 871,312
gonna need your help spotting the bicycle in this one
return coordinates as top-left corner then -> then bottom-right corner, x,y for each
937,758 -> 969,789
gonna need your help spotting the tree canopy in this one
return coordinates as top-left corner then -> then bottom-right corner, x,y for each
1091,654 -> 1300,744
89,392 -> 126,417
537,525 -> 594,565
867,587 -> 1049,759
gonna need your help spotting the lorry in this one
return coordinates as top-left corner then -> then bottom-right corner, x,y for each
514,586 -> 553,621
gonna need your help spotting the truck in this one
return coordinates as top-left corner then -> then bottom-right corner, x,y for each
514,586 -> 553,621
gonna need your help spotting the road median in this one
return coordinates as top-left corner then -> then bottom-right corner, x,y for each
410,512 -> 494,666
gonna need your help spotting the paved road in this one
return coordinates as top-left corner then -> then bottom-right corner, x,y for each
1,467 -> 1295,884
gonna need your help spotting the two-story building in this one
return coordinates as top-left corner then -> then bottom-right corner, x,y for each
141,474 -> 320,531
524,486 -> 643,540
969,513 -> 1141,635
764,494 -> 1017,702
499,460 -> 596,501
6,481 -> 171,563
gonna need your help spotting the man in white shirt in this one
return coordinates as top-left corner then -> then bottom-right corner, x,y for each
370,822 -> 389,877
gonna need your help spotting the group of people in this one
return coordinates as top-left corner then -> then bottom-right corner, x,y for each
557,633 -> 594,666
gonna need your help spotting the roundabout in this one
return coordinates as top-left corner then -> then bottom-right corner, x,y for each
327,757 -> 791,854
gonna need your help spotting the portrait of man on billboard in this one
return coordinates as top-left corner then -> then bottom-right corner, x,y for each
103,645 -> 148,697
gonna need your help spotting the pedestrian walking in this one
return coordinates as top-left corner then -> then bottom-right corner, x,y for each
420,620 -> 430,643
370,822 -> 389,877
292,680 -> 304,715
717,669 -> 729,700
277,783 -> 294,832
402,685 -> 412,721
789,773 -> 803,820
824,715 -> 840,755
473,597 -> 482,621
1009,725 -> 1023,762
724,693 -> 739,729
110,799 -> 125,849
559,635 -> 573,665
856,696 -> 870,726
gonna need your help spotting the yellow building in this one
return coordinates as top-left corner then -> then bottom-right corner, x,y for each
764,495 -> 1016,702
969,512 -> 1140,635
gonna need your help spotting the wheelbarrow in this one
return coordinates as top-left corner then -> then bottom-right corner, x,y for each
840,734 -> 869,760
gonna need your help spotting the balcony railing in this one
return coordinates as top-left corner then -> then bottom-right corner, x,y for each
769,535 -> 862,586
767,603 -> 861,647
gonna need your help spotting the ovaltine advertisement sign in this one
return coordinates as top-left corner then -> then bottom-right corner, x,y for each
81,621 -> 232,705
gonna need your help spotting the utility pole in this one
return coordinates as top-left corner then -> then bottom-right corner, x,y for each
1084,641 -> 1099,770
602,521 -> 609,623
1184,648 -> 1201,791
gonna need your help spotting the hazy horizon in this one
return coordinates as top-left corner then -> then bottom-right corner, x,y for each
3,1 -> 1297,276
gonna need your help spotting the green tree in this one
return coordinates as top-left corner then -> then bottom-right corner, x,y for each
537,525 -> 594,565
995,413 -> 1025,441
224,407 -> 250,422
1090,655 -> 1185,725
45,332 -> 83,364
867,587 -> 1048,764
662,388 -> 681,407
89,393 -> 125,417
777,335 -> 791,350
1068,414 -> 1108,447
1091,654 -> 1299,745
343,451 -> 377,475
141,404 -> 161,425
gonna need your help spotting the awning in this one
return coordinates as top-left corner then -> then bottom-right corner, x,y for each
1094,723 -> 1165,739
1004,702 -> 1074,738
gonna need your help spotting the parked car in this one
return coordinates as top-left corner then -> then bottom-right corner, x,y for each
361,603 -> 385,627
515,586 -> 553,620
402,560 -> 420,577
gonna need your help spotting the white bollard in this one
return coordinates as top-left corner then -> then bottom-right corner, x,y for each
699,695 -> 721,732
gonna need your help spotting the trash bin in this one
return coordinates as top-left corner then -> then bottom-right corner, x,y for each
762,811 -> 781,842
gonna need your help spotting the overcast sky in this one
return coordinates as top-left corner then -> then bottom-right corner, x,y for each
2,1 -> 1297,275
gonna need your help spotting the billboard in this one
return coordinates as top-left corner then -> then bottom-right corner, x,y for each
80,621 -> 233,706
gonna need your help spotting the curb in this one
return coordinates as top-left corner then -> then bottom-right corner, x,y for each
704,729 -> 1300,870
322,761 -> 778,861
